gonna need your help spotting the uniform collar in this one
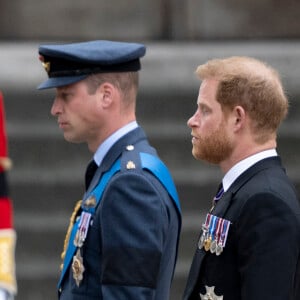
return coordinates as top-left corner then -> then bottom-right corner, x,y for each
93,121 -> 138,166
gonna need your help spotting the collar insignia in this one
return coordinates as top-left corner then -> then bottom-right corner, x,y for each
84,195 -> 96,208
126,160 -> 136,169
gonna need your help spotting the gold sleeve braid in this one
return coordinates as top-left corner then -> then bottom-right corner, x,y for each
0,229 -> 16,294
60,200 -> 82,271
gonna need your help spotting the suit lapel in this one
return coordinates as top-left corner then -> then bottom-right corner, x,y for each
183,247 -> 206,299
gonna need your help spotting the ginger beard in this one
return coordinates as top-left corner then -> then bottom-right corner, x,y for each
192,118 -> 234,165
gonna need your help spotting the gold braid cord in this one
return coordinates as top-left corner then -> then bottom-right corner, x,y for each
60,200 -> 82,271
0,229 -> 16,294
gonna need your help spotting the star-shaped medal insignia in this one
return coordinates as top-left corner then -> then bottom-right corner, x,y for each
72,249 -> 85,287
200,286 -> 223,300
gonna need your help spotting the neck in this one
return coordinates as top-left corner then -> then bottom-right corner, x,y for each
220,139 -> 277,173
88,116 -> 137,153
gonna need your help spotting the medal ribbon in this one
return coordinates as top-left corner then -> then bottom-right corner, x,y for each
75,212 -> 92,247
217,218 -> 224,245
203,213 -> 211,230
215,217 -> 222,244
209,215 -> 217,239
221,220 -> 231,247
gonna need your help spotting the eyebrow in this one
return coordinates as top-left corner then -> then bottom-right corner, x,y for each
198,102 -> 211,110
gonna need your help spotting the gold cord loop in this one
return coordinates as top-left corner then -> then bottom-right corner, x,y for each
60,200 -> 82,271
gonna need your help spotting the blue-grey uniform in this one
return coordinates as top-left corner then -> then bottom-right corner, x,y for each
37,40 -> 181,300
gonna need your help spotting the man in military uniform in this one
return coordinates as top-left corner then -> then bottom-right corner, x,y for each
37,40 -> 181,300
183,56 -> 300,299
0,92 -> 17,300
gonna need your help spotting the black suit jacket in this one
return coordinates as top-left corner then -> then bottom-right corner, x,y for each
183,157 -> 300,300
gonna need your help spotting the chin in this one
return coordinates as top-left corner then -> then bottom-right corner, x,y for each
192,149 -> 202,161
64,135 -> 81,144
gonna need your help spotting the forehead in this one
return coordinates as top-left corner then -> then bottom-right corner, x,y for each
56,80 -> 85,93
197,78 -> 219,104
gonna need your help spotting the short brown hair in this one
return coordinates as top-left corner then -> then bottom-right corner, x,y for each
196,56 -> 288,143
85,72 -> 139,107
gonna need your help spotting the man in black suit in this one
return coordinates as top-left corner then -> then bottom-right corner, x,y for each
37,40 -> 181,300
183,56 -> 300,299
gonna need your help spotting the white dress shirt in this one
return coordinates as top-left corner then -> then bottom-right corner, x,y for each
222,149 -> 278,192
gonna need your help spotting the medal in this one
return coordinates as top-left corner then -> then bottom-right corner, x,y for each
199,212 -> 232,255
210,239 -> 217,254
71,210 -> 92,287
198,214 -> 211,249
212,218 -> 221,255
208,215 -> 217,253
74,212 -> 92,247
204,235 -> 212,252
203,215 -> 213,251
198,232 -> 206,250
215,219 -> 224,256
72,249 -> 85,287
200,286 -> 223,300
215,242 -> 223,256
220,219 -> 230,247
223,220 -> 231,247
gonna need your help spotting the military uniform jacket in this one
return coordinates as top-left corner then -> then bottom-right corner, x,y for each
183,157 -> 300,300
59,127 -> 181,300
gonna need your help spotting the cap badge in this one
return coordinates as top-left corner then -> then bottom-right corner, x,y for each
42,61 -> 51,74
200,286 -> 223,300
39,55 -> 50,74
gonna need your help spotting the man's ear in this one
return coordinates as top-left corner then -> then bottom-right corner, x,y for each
97,82 -> 115,108
232,105 -> 246,132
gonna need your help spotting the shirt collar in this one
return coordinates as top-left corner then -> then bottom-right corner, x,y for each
93,121 -> 138,166
222,149 -> 278,192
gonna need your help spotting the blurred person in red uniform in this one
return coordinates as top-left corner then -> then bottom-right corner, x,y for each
0,91 -> 16,300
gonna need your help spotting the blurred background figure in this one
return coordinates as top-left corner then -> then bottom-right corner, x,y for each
0,92 -> 16,300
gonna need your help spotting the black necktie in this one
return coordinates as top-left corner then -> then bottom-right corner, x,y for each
85,160 -> 98,190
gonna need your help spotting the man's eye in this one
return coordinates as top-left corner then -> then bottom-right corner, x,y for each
62,93 -> 72,100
